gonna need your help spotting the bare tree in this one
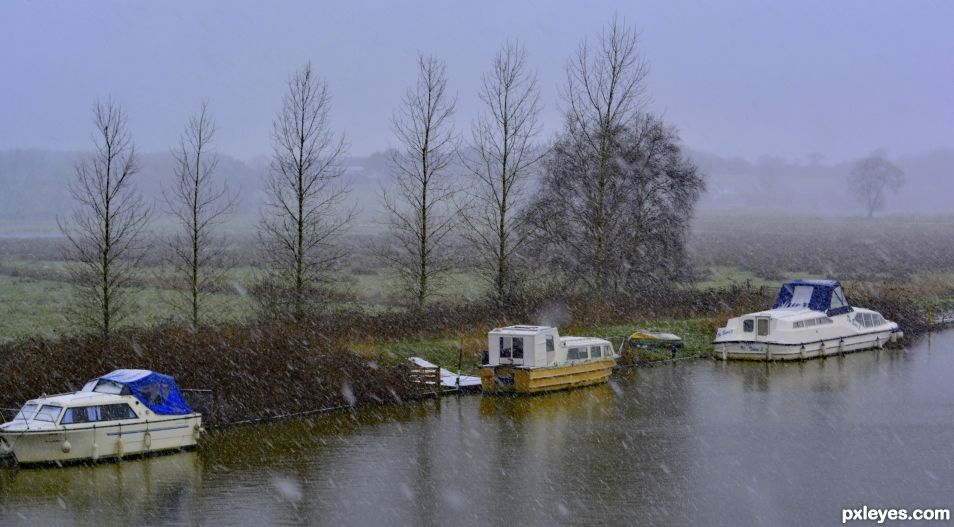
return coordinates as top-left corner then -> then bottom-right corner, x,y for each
60,99 -> 149,340
563,15 -> 649,291
381,55 -> 459,309
260,63 -> 350,321
462,41 -> 543,305
163,102 -> 236,329
849,154 -> 905,218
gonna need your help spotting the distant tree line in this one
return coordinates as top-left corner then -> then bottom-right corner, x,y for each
60,16 -> 708,341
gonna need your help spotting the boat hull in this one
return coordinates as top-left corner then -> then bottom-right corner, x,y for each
713,328 -> 903,361
480,358 -> 616,394
0,414 -> 202,465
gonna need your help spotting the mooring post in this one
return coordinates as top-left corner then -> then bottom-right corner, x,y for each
457,337 -> 464,397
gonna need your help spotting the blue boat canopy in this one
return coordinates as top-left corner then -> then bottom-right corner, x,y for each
84,369 -> 193,415
772,279 -> 853,316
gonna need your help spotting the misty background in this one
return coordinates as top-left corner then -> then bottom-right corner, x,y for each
2,0 -> 953,231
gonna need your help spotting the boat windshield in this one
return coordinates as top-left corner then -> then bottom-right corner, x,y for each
13,402 -> 39,421
92,380 -> 131,395
33,405 -> 63,423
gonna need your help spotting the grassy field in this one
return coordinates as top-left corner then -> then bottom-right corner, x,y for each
3,214 -> 954,349
687,266 -> 830,290
2,264 -> 952,347
0,265 -> 488,343
0,275 -> 255,342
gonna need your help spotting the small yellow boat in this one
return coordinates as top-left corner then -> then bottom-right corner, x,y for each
619,330 -> 684,361
480,325 -> 616,395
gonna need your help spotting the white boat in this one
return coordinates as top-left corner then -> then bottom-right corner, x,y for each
713,280 -> 903,361
0,369 -> 202,465
480,325 -> 617,394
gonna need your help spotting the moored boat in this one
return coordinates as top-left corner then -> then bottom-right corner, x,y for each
619,330 -> 685,360
480,325 -> 616,394
0,369 -> 202,465
712,280 -> 903,361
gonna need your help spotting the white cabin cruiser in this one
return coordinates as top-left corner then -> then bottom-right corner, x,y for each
713,280 -> 903,361
0,369 -> 202,465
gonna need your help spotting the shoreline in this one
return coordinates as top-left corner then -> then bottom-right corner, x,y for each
0,285 -> 947,428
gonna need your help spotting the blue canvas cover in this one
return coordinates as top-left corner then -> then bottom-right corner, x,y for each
771,279 -> 853,316
95,369 -> 193,415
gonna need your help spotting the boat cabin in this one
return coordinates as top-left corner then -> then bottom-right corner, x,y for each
487,325 -> 614,368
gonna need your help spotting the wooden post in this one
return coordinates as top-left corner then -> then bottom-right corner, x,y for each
457,338 -> 464,396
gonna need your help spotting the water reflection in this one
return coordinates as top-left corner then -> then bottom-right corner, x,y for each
1,331 -> 953,526
0,452 -> 202,525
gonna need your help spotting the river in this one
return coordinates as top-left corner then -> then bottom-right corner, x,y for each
2,330 -> 954,526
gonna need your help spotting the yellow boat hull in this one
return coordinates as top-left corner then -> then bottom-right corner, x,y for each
480,358 -> 616,395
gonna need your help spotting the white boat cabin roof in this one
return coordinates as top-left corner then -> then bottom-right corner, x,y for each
561,336 -> 611,347
491,325 -> 555,336
744,306 -> 877,322
28,391 -> 126,407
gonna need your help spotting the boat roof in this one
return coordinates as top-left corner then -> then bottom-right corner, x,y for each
30,391 -> 128,406
771,279 -> 853,316
491,325 -> 555,336
742,306 -> 879,321
629,330 -> 682,342
561,336 -> 610,345
84,369 -> 193,416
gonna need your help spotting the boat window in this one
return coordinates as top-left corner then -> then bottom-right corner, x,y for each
512,337 -> 524,359
604,344 -> 613,356
62,406 -> 101,424
757,319 -> 770,336
13,403 -> 38,421
102,404 -> 138,421
61,404 -> 137,424
831,287 -> 848,309
499,336 -> 511,358
864,313 -> 874,327
873,314 -> 885,326
546,335 -> 555,352
743,319 -> 754,332
590,345 -> 602,358
34,405 -> 63,423
567,347 -> 587,360
793,321 -> 804,329
818,317 -> 832,325
804,318 -> 816,328
789,285 -> 814,308
93,380 -> 131,396
139,384 -> 165,406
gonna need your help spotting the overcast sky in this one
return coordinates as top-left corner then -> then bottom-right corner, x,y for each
2,0 -> 952,162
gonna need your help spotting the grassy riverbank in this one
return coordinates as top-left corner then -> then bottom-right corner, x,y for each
0,268 -> 949,428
